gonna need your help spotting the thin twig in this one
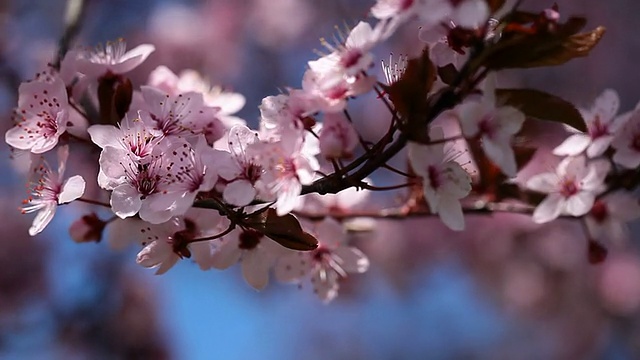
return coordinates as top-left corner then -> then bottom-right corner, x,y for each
53,0 -> 86,70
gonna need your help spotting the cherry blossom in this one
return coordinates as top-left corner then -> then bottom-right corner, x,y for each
75,39 -> 155,78
309,21 -> 384,79
137,209 -> 226,274
98,136 -> 219,224
69,213 -> 106,243
209,228 -> 287,290
88,116 -> 163,165
526,156 -> 610,224
553,89 -> 628,158
319,112 -> 359,159
154,136 -> 221,218
585,192 -> 640,244
612,107 -> 640,168
256,134 -> 320,216
21,145 -> 86,236
274,218 -> 369,302
138,85 -> 223,141
217,125 -> 264,207
299,68 -> 375,114
148,65 -> 247,129
408,127 -> 472,231
259,93 -> 315,136
5,75 -> 70,154
457,82 -> 525,177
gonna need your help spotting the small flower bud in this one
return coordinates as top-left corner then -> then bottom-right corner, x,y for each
69,213 -> 106,243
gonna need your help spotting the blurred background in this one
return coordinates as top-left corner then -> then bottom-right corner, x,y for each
1,0 -> 640,359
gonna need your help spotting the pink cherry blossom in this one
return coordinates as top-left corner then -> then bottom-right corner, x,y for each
612,107 -> 640,168
209,228 -> 287,290
256,135 -> 320,216
299,68 -> 375,114
457,83 -> 525,177
274,218 -> 369,302
148,66 -> 247,129
217,125 -> 264,207
138,85 -> 223,142
526,156 -> 610,223
21,145 -> 85,236
100,135 -> 219,224
408,127 -> 472,231
585,192 -> 640,244
152,136 -> 221,218
319,112 -> 359,159
259,93 -> 315,136
5,75 -> 70,154
75,39 -> 155,78
137,209 -> 226,274
88,116 -> 163,165
309,21 -> 384,80
553,89 -> 628,158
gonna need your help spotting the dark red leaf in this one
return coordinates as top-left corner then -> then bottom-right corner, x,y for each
496,88 -> 586,132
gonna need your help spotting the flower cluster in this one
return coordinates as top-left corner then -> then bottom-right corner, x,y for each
5,1 -> 639,302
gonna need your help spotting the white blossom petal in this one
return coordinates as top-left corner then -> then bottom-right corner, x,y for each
532,194 -> 564,223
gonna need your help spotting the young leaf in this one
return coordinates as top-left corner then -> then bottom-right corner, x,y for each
484,21 -> 605,69
496,88 -> 586,132
246,208 -> 318,251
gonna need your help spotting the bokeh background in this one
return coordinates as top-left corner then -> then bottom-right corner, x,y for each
1,0 -> 640,359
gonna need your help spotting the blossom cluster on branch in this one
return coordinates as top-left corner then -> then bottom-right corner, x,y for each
5,0 -> 640,302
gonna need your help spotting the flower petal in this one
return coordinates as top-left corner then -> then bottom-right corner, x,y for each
437,196 -> 465,231
241,249 -> 273,291
28,204 -> 56,236
552,134 -> 591,156
110,184 -> 142,219
565,192 -> 595,216
275,252 -> 310,283
223,180 -> 257,207
532,194 -> 563,223
333,246 -> 369,273
58,175 -> 86,204
210,236 -> 242,270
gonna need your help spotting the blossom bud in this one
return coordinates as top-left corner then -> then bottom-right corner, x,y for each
69,213 -> 106,243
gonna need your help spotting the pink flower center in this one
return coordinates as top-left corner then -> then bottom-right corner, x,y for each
427,166 -> 441,189
244,163 -> 263,183
34,112 -> 59,138
560,178 -> 579,197
589,200 -> 608,223
340,49 -> 363,69
276,158 -> 297,177
312,247 -> 331,263
132,166 -> 160,198
478,115 -> 496,138
326,84 -> 349,100
588,115 -> 609,139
